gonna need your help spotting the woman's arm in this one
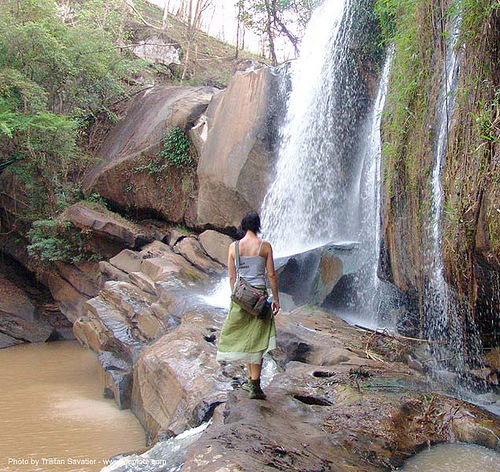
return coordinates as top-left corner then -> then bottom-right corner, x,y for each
227,242 -> 236,291
263,242 -> 280,315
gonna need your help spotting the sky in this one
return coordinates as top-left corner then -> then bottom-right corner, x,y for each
146,0 -> 296,62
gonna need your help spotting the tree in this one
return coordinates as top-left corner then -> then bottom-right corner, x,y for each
236,0 -> 318,64
0,0 -> 140,216
174,0 -> 214,82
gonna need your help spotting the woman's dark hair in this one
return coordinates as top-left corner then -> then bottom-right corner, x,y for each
241,211 -> 261,234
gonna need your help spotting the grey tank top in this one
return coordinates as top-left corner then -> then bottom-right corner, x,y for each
236,241 -> 266,288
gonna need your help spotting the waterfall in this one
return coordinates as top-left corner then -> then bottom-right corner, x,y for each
261,0 -> 368,257
355,49 -> 393,325
260,0 -> 391,327
424,15 -> 462,353
422,14 -> 463,372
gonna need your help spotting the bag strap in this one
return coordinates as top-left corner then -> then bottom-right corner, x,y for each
234,241 -> 240,281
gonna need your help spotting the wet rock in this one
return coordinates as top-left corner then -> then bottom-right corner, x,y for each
99,261 -> 130,284
181,305 -> 500,471
47,273 -> 88,323
0,331 -> 23,348
485,348 -> 500,370
128,271 -> 156,295
182,389 -> 340,472
276,242 -> 355,306
197,66 -> 275,229
99,351 -> 133,410
131,309 -> 228,441
55,261 -> 99,296
174,237 -> 224,274
43,261 -> 100,324
0,273 -> 53,344
110,250 -> 144,274
65,203 -> 152,249
198,230 -> 233,266
140,246 -> 208,285
101,422 -> 209,472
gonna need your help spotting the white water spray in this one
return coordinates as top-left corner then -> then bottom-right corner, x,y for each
423,15 -> 464,369
261,0 -> 357,257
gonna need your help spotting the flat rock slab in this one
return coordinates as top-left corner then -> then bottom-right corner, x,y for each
66,203 -> 152,248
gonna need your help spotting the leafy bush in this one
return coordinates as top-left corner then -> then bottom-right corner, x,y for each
0,0 -> 142,217
27,219 -> 91,263
158,127 -> 193,168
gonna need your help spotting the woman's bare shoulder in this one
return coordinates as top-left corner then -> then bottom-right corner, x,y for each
260,240 -> 273,254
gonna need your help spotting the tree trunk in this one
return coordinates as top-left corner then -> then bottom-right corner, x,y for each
235,1 -> 243,59
162,0 -> 171,28
263,0 -> 277,65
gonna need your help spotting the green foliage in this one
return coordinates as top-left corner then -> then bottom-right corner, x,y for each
0,0 -> 143,220
236,0 -> 319,63
86,192 -> 109,209
132,128 -> 193,192
158,127 -> 193,168
375,0 -> 434,195
27,218 -> 93,263
457,0 -> 500,44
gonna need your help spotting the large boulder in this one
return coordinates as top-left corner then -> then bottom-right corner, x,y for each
199,230 -> 233,266
131,35 -> 181,67
47,261 -> 100,323
174,237 -> 224,274
0,273 -> 53,346
74,239 -> 214,411
275,242 -> 363,308
196,66 -> 277,229
82,86 -> 218,225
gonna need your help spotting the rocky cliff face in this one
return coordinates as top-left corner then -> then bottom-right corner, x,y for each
0,63 -> 278,340
380,0 -> 499,347
80,63 -> 280,232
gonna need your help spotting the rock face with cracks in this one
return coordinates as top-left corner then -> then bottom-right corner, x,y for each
196,66 -> 277,229
73,235 -> 230,417
97,300 -> 500,471
82,86 -> 217,225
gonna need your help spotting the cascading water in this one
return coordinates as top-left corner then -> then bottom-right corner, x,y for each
261,0 -> 371,257
355,49 -> 394,326
260,0 -> 391,327
422,14 -> 467,376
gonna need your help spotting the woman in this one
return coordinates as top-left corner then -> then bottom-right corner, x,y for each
216,211 -> 280,400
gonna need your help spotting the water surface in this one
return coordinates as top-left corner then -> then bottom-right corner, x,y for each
398,442 -> 500,471
0,340 -> 145,472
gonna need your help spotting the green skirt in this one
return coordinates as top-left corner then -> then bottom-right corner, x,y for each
216,298 -> 276,364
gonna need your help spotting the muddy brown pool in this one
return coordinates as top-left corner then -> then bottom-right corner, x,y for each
398,442 -> 500,471
0,340 -> 145,472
